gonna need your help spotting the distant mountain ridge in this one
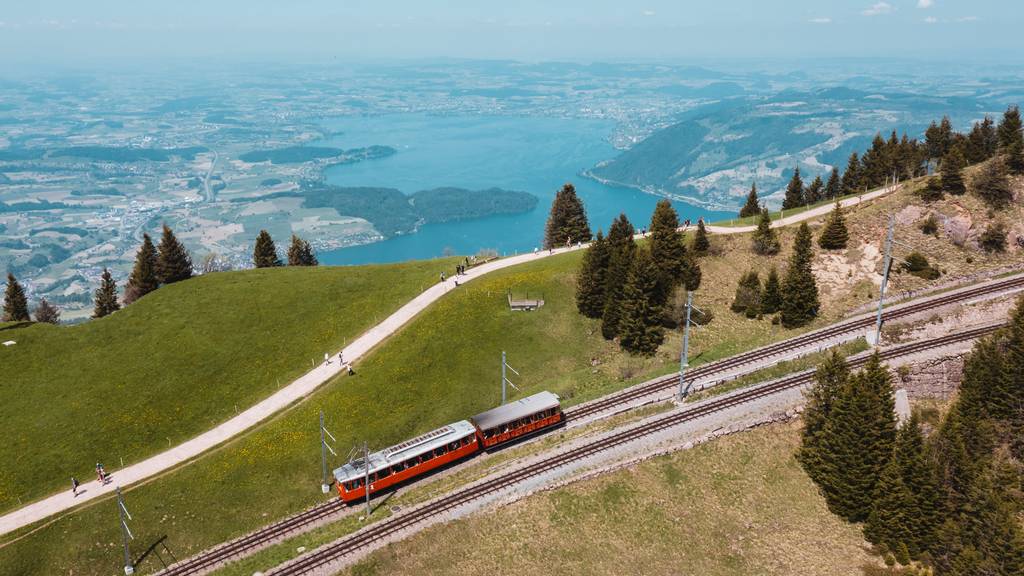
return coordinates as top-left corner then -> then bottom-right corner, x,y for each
588,87 -> 991,210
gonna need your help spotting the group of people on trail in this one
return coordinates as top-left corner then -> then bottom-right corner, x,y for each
72,463 -> 108,497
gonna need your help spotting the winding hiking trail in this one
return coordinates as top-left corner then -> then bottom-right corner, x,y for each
0,182 -> 898,538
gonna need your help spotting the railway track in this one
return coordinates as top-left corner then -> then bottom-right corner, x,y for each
267,324 -> 1001,575
156,274 -> 1024,576
567,273 -> 1024,420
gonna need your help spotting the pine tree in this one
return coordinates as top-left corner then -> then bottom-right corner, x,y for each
33,298 -> 60,324
816,352 -> 897,522
805,175 -> 824,205
93,267 -> 120,319
601,214 -> 636,339
751,208 -> 780,255
918,176 -> 944,202
818,201 -> 849,250
253,230 -> 282,268
124,233 -> 159,305
780,222 -> 819,328
287,234 -> 318,266
842,152 -> 862,195
941,145 -> 967,196
738,182 -> 760,218
825,167 -> 841,200
730,270 -> 761,318
648,199 -> 689,306
543,182 -> 591,249
576,230 -> 610,318
894,414 -> 945,557
861,133 -> 889,189
798,350 -> 850,485
156,223 -> 193,284
617,249 -> 664,356
782,167 -> 805,209
692,218 -> 711,255
1005,138 -> 1024,176
864,455 -> 914,553
965,118 -> 997,164
760,266 -> 782,314
996,104 -> 1023,150
971,155 -> 1014,209
2,273 -> 30,322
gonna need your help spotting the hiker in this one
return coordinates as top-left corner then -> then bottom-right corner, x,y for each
440,272 -> 445,283
339,351 -> 344,364
324,352 -> 330,365
96,463 -> 105,484
72,477 -> 80,497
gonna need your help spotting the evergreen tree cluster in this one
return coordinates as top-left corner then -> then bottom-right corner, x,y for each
253,230 -> 282,268
287,235 -> 319,266
576,200 -> 704,356
2,272 -> 63,324
800,295 -> 1024,574
543,183 -> 592,249
124,223 -> 195,306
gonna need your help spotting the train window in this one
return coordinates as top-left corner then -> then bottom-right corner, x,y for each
378,468 -> 391,479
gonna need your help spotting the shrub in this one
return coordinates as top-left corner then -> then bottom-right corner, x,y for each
917,177 -> 943,202
901,252 -> 940,280
979,221 -> 1007,253
918,214 -> 938,236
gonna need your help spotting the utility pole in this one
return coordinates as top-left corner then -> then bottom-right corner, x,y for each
678,291 -> 704,400
117,487 -> 134,575
320,410 -> 337,493
501,351 -> 520,404
363,441 -> 371,517
874,215 -> 896,346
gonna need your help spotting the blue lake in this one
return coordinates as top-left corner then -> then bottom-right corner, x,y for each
318,114 -> 730,265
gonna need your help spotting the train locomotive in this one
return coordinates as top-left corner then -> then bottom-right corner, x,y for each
333,391 -> 563,503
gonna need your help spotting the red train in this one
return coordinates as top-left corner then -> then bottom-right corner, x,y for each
334,391 -> 563,503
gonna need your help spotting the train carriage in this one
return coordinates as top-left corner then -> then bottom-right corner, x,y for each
334,420 -> 479,503
470,391 -> 563,448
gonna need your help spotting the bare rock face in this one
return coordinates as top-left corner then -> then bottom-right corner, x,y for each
944,212 -> 974,248
896,205 -> 925,227
1010,222 -> 1024,252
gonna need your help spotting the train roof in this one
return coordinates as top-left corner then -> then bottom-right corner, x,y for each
470,391 -> 561,431
333,420 -> 476,483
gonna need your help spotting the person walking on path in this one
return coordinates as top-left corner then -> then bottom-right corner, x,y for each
95,463 -> 106,484
440,272 -> 445,283
71,477 -> 80,497
324,352 -> 330,365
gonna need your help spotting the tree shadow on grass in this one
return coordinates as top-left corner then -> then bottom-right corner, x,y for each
0,321 -> 33,332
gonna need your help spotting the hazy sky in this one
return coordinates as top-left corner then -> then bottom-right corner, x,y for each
0,1 -> 1018,65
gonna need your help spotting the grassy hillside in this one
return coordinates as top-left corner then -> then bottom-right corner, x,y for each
0,261 -> 454,511
3,170 -> 1020,574
343,422 -> 876,576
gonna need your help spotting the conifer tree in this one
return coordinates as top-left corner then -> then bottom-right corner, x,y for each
965,117 -> 997,164
842,152 -> 862,195
918,176 -> 944,202
804,175 -> 824,205
818,201 -> 849,250
816,352 -> 897,522
782,167 -> 805,209
894,414 -> 945,557
825,167 -> 841,200
1005,138 -> 1024,175
543,182 -> 591,249
760,266 -> 782,314
648,199 -> 691,306
156,223 -> 193,284
692,218 -> 711,255
124,233 -> 159,305
576,229 -> 610,318
93,267 -> 120,319
940,145 -> 967,196
996,104 -> 1023,150
864,455 -> 914,553
253,230 -> 282,268
2,272 -> 30,322
33,298 -> 60,324
971,155 -> 1014,209
798,350 -> 850,485
730,270 -> 761,319
601,214 -> 636,339
861,133 -> 889,189
738,182 -> 760,218
751,208 -> 780,255
780,222 -> 819,328
287,234 -> 318,266
617,249 -> 664,356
